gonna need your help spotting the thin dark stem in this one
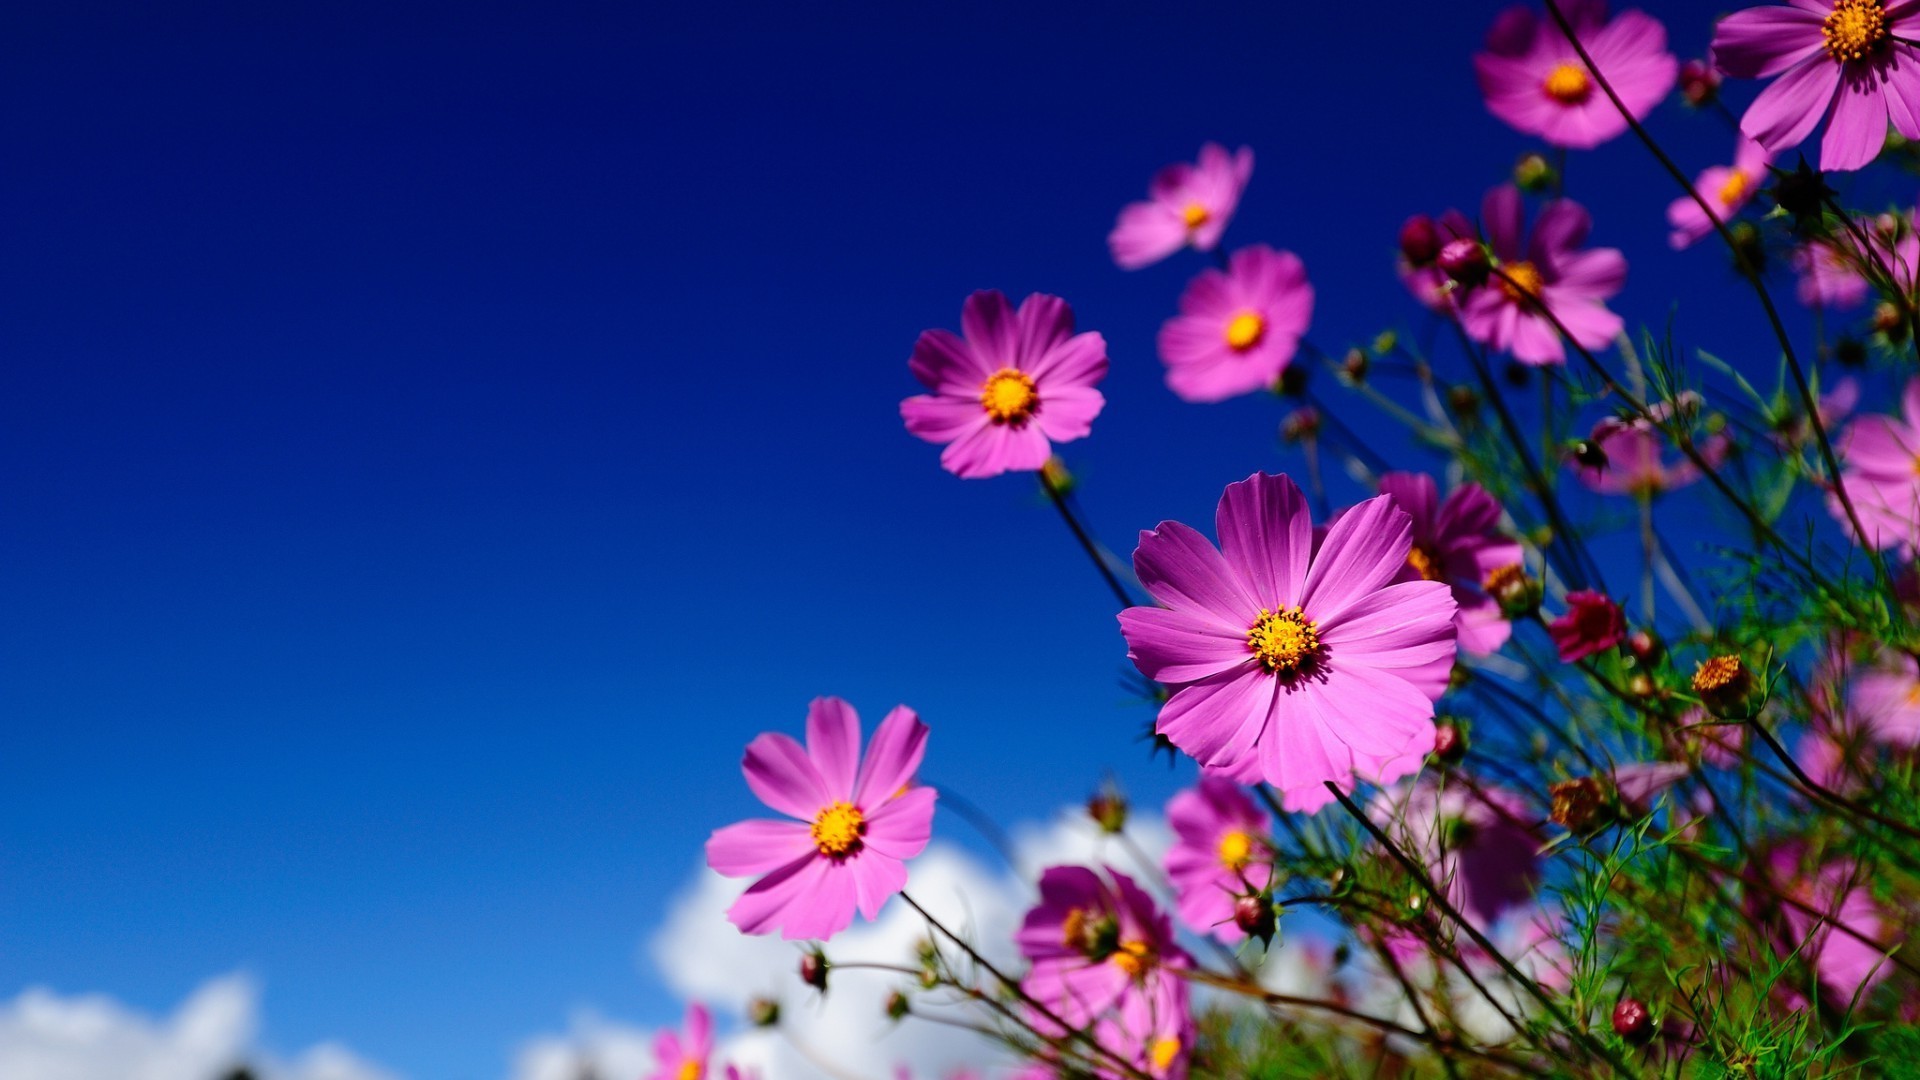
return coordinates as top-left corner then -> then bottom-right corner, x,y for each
1746,719 -> 1920,843
1038,470 -> 1136,611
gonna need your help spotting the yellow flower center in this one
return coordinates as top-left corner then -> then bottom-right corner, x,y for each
1247,606 -> 1321,676
1692,654 -> 1744,693
1181,201 -> 1209,229
1483,563 -> 1527,593
1150,1036 -> 1182,1072
1223,310 -> 1267,351
1498,260 -> 1546,305
1717,169 -> 1751,206
1406,544 -> 1443,582
979,368 -> 1038,425
1111,938 -> 1154,977
677,1063 -> 703,1080
1542,62 -> 1592,103
1217,829 -> 1255,871
810,801 -> 866,857
1824,0 -> 1889,62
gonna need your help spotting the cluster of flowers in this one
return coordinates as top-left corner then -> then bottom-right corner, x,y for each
662,1 -> 1920,1077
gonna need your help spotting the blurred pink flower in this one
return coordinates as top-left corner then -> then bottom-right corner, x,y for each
1667,134 -> 1773,248
706,697 -> 936,940
1118,472 -> 1457,812
1757,848 -> 1900,1005
1370,779 -> 1544,934
1830,375 -> 1920,553
1156,245 -> 1314,403
1548,590 -> 1625,662
1792,236 -> 1872,309
1612,760 -> 1692,816
1574,400 -> 1727,496
1377,472 -> 1524,656
1475,0 -> 1677,148
1713,0 -> 1920,172
1457,186 -> 1626,366
1108,143 -> 1254,270
1164,778 -> 1272,941
1398,210 -> 1477,311
647,1003 -> 712,1080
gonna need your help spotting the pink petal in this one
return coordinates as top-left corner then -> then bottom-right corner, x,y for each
1529,200 -> 1592,265
1822,67 -> 1891,171
707,818 -> 818,877
1109,202 -> 1188,270
1027,329 -> 1108,386
1215,471 -> 1313,609
1156,666 -> 1275,770
939,416 -> 1050,479
1481,185 -> 1525,261
1741,57 -> 1842,154
854,704 -> 929,806
743,732 -> 831,820
1312,663 -> 1438,758
863,785 -> 936,859
1711,6 -> 1827,78
901,394 -> 989,445
806,695 -> 862,798
959,290 -> 1018,370
846,850 -> 909,920
1132,520 -> 1262,625
1034,384 -> 1105,443
1300,495 -> 1414,624
908,327 -> 990,395
1377,472 -> 1438,539
726,853 -> 846,939
1014,293 -> 1074,361
1318,579 -> 1458,699
1120,605 -> 1255,683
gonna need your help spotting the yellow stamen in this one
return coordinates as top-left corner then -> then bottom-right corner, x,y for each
1497,261 -> 1546,305
1717,169 -> 1750,206
1181,202 -> 1209,229
810,801 -> 866,857
1692,654 -> 1744,693
1483,563 -> 1527,593
1542,62 -> 1592,104
1406,544 -> 1443,582
1111,938 -> 1154,977
1223,310 -> 1266,351
1824,0 -> 1889,63
1150,1036 -> 1182,1072
1217,829 -> 1255,871
1061,907 -> 1088,950
979,368 -> 1038,424
1247,606 -> 1321,676
677,1063 -> 703,1080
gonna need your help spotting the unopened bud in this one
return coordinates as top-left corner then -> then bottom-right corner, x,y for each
1483,563 -> 1542,618
1234,894 -> 1277,944
1679,60 -> 1720,107
885,990 -> 910,1021
1835,336 -> 1869,367
747,997 -> 781,1027
1875,301 -> 1908,342
1769,159 -> 1834,226
1447,384 -> 1480,420
1087,789 -> 1128,834
1280,406 -> 1320,444
1571,439 -> 1610,471
1514,152 -> 1557,194
1372,330 -> 1398,355
1341,348 -> 1369,384
1692,654 -> 1757,718
1627,672 -> 1656,698
799,950 -> 829,992
1276,362 -> 1310,398
1438,239 -> 1490,289
1612,997 -> 1654,1044
1432,721 -> 1467,764
1729,220 -> 1766,274
1625,630 -> 1664,667
1399,215 -> 1443,267
1550,776 -> 1611,833
1039,456 -> 1076,495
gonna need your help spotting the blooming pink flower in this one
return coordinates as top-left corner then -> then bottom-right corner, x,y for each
706,697 -> 936,940
1164,778 -> 1272,941
1830,375 -> 1920,553
1846,653 -> 1920,746
1713,0 -> 1920,172
647,1003 -> 712,1080
1548,590 -> 1625,661
1018,866 -> 1193,1079
1574,399 -> 1728,496
1370,779 -> 1544,934
901,291 -> 1107,480
1475,0 -> 1678,148
1155,245 -> 1314,403
1376,472 -> 1525,656
1668,134 -> 1773,248
1108,144 -> 1254,270
1117,472 -> 1458,812
1398,211 -> 1478,311
1457,186 -> 1626,367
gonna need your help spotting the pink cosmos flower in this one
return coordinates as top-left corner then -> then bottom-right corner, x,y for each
1756,848 -> 1899,1005
1117,472 -> 1458,812
1548,590 -> 1625,661
1370,779 -> 1544,934
1792,236 -> 1872,309
1376,472 -> 1525,656
1155,245 -> 1314,403
1458,186 -> 1626,367
1475,0 -> 1678,149
1398,210 -> 1478,312
1713,0 -> 1920,172
648,1003 -> 712,1080
1108,143 -> 1254,270
1846,653 -> 1920,745
1164,778 -> 1272,941
706,697 -> 936,940
1018,866 -> 1193,1078
1574,399 -> 1728,496
1830,375 -> 1920,553
1668,134 -> 1773,248
901,291 -> 1107,480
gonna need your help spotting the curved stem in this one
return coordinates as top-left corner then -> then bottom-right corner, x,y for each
1038,469 -> 1136,611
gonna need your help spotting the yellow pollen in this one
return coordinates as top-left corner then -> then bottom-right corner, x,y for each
1247,606 -> 1321,676
810,801 -> 866,857
1542,62 -> 1593,103
1181,202 -> 1210,229
1824,0 -> 1890,63
979,368 -> 1038,424
1692,654 -> 1744,693
1717,170 -> 1751,206
1217,829 -> 1255,871
1498,261 -> 1547,305
1150,1036 -> 1182,1072
677,1063 -> 703,1080
1406,544 -> 1443,582
1223,310 -> 1267,351
1111,938 -> 1153,977
1483,563 -> 1527,593
1060,907 -> 1088,950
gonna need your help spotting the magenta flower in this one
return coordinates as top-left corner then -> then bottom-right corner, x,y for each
647,1003 -> 712,1080
1117,472 -> 1458,812
1548,590 -> 1625,661
1370,779 -> 1544,933
706,697 -> 936,940
1457,186 -> 1626,367
1475,0 -> 1678,148
1830,375 -> 1920,553
1018,864 -> 1191,1022
1108,143 -> 1254,270
1792,236 -> 1873,309
1164,778 -> 1272,941
1668,134 -> 1773,248
1574,399 -> 1728,496
1713,0 -> 1920,172
1847,654 -> 1920,746
901,291 -> 1107,480
1155,245 -> 1314,403
1757,848 -> 1899,1004
1376,472 -> 1525,656
1398,210 -> 1478,312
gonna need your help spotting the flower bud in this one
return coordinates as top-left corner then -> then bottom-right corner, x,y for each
1372,330 -> 1398,355
1769,159 -> 1834,227
1039,456 -> 1076,495
1626,672 -> 1656,698
1087,789 -> 1128,834
1875,301 -> 1908,342
1483,563 -> 1542,618
1625,629 -> 1664,667
1612,997 -> 1654,1044
799,949 -> 829,992
1431,721 -> 1467,764
1729,220 -> 1765,274
1550,776 -> 1611,833
1399,215 -> 1443,267
885,990 -> 911,1021
1679,59 -> 1720,107
1438,239 -> 1490,289
1276,362 -> 1311,398
1341,347 -> 1369,384
747,997 -> 781,1027
1234,894 -> 1277,944
1514,152 -> 1557,194
1692,654 -> 1757,718
1835,336 -> 1868,367
1503,360 -> 1531,388
1570,439 -> 1610,471
1279,406 -> 1320,444
1447,384 -> 1481,420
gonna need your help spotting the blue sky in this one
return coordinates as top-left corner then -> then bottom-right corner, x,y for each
0,1 -> 1888,1076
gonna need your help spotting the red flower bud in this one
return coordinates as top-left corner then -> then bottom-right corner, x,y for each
1438,239 -> 1490,289
1612,997 -> 1654,1044
1399,215 -> 1442,267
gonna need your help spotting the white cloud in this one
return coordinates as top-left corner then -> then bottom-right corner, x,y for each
0,974 -> 397,1080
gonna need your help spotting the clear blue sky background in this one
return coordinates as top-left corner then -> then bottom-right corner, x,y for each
0,1 -> 1883,1077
